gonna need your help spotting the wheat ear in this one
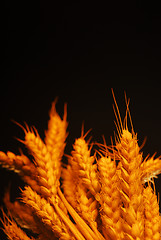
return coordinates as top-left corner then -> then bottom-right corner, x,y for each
98,156 -> 122,240
71,137 -> 100,196
143,184 -> 160,240
62,137 -> 99,231
22,186 -> 77,240
65,136 -> 104,239
45,100 -> 68,160
62,164 -> 78,208
23,127 -> 68,214
0,150 -> 35,176
0,151 -> 41,193
62,154 -> 80,209
3,188 -> 39,234
1,210 -> 35,240
116,129 -> 144,239
23,127 -> 61,199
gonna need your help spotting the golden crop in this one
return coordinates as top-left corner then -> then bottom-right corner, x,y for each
0,93 -> 161,240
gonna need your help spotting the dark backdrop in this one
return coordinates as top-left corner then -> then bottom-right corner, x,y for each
1,2 -> 161,239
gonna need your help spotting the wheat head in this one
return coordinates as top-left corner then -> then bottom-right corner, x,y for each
98,156 -> 122,240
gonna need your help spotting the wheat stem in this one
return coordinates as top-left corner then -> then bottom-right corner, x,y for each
22,186 -> 74,240
58,187 -> 104,240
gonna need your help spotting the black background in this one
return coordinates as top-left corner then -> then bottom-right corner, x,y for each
1,1 -> 161,239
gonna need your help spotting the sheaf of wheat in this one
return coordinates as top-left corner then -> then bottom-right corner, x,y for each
0,91 -> 161,240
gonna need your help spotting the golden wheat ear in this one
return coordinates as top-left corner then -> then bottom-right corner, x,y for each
143,183 -> 160,240
98,156 -> 122,240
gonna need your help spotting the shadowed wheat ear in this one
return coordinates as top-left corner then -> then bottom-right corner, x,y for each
3,188 -> 39,234
0,150 -> 41,193
143,184 -> 160,240
62,164 -> 78,208
1,210 -> 35,240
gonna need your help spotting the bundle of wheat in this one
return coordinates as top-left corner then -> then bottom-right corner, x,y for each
0,93 -> 161,240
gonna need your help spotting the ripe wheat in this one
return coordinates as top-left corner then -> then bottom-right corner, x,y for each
0,93 -> 161,240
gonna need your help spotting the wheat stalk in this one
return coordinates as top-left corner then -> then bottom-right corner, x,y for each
57,187 -> 101,240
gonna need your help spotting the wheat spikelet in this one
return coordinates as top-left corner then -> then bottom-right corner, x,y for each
98,156 -> 122,240
143,184 -> 160,240
141,155 -> 161,183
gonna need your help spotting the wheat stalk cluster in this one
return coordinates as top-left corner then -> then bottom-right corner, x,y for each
0,94 -> 161,240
